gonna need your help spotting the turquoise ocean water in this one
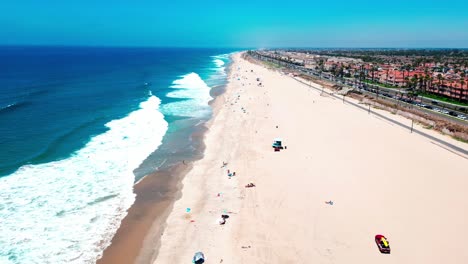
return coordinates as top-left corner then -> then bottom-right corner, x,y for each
0,46 -> 233,263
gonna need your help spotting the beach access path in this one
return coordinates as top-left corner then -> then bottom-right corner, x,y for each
152,53 -> 468,264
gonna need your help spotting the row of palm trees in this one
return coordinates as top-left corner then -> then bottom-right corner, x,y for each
405,72 -> 467,102
343,64 -> 467,103
251,51 -> 468,103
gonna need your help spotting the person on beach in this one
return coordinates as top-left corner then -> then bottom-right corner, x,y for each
218,217 -> 226,225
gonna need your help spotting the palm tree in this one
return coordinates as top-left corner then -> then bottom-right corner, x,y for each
461,73 -> 466,102
460,80 -> 466,102
385,67 -> 390,85
423,75 -> 431,93
406,64 -> 411,76
359,71 -> 365,86
440,77 -> 446,96
418,76 -> 424,92
401,67 -> 406,86
404,76 -> 410,89
437,73 -> 443,95
318,59 -> 324,78
413,74 -> 419,90
371,66 -> 376,82
448,81 -> 454,99
410,76 -> 418,89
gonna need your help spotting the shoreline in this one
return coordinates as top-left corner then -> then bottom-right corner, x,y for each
100,51 -> 466,264
96,159 -> 192,264
97,54 -> 235,264
153,52 -> 467,263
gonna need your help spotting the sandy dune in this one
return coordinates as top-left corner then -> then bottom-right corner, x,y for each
152,53 -> 468,264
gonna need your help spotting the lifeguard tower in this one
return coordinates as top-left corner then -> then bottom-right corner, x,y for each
272,138 -> 283,151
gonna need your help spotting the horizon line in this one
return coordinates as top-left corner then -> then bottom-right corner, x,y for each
0,44 -> 467,50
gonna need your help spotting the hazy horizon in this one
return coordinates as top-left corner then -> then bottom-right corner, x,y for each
2,45 -> 468,50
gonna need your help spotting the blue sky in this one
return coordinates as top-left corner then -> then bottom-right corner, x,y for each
1,0 -> 467,48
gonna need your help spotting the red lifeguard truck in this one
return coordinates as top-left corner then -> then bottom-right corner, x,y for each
375,234 -> 391,254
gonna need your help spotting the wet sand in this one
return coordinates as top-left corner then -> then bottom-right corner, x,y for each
98,76 -> 227,264
96,163 -> 189,264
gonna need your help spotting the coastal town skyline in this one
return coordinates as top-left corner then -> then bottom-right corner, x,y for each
1,0 -> 467,48
259,49 -> 468,104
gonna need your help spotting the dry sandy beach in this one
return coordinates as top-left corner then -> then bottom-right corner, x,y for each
149,52 -> 468,263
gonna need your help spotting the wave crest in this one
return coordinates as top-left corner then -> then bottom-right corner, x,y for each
0,95 -> 168,264
161,73 -> 213,118
0,101 -> 31,115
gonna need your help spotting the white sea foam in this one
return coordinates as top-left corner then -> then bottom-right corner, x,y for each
212,54 -> 231,75
161,72 -> 213,118
0,95 -> 168,264
214,59 -> 225,67
212,54 -> 231,60
0,103 -> 14,110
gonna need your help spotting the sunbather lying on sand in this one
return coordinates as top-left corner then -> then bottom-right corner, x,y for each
245,183 -> 255,188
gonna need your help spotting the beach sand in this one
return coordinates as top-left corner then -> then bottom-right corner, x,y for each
96,164 -> 187,264
151,52 -> 467,264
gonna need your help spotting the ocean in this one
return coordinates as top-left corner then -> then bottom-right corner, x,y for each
0,46 -> 233,263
